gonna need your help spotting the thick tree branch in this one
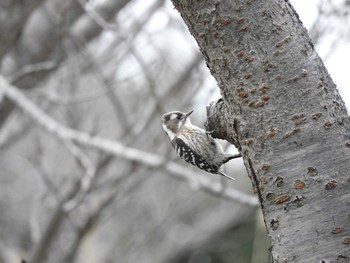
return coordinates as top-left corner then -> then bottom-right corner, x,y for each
205,99 -> 241,150
171,0 -> 350,262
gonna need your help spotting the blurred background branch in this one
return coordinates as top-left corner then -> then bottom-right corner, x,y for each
0,74 -> 258,207
0,0 -> 348,262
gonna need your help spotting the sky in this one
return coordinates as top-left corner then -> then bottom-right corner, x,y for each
291,0 -> 350,109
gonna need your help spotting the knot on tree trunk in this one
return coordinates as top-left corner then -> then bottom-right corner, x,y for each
205,99 -> 240,149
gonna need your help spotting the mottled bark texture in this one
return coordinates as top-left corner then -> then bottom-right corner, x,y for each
172,0 -> 350,262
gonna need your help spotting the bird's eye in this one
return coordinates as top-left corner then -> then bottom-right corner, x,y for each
176,115 -> 181,120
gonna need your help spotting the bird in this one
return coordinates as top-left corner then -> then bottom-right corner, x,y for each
161,110 -> 241,180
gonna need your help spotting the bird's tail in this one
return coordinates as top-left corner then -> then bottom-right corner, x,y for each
218,170 -> 235,180
223,153 -> 241,164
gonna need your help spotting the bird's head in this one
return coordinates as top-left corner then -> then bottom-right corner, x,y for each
161,110 -> 193,139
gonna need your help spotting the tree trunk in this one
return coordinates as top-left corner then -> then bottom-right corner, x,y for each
171,0 -> 350,262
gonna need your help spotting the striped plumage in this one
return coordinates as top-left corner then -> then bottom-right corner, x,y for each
161,110 -> 240,180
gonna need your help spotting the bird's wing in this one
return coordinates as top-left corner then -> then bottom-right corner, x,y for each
171,137 -> 218,174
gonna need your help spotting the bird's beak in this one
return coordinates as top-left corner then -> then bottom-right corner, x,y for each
184,110 -> 194,119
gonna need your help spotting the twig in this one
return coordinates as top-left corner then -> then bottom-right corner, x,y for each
77,0 -> 117,31
132,53 -> 203,136
0,74 -> 259,207
9,60 -> 58,83
61,139 -> 96,211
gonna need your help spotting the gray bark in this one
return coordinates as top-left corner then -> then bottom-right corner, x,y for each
171,0 -> 350,262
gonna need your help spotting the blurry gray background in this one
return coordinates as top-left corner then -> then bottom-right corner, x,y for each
0,0 -> 349,262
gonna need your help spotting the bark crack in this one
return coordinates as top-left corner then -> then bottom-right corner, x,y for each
233,117 -> 242,151
247,157 -> 264,209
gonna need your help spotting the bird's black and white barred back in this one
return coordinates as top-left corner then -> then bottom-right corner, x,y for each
172,137 -> 217,174
161,110 -> 241,180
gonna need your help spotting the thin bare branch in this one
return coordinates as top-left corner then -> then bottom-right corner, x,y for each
61,139 -> 96,211
9,60 -> 58,83
132,53 -> 203,136
29,181 -> 80,263
76,0 -> 117,31
0,74 -> 258,207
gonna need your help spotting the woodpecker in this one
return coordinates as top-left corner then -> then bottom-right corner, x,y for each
161,110 -> 241,180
